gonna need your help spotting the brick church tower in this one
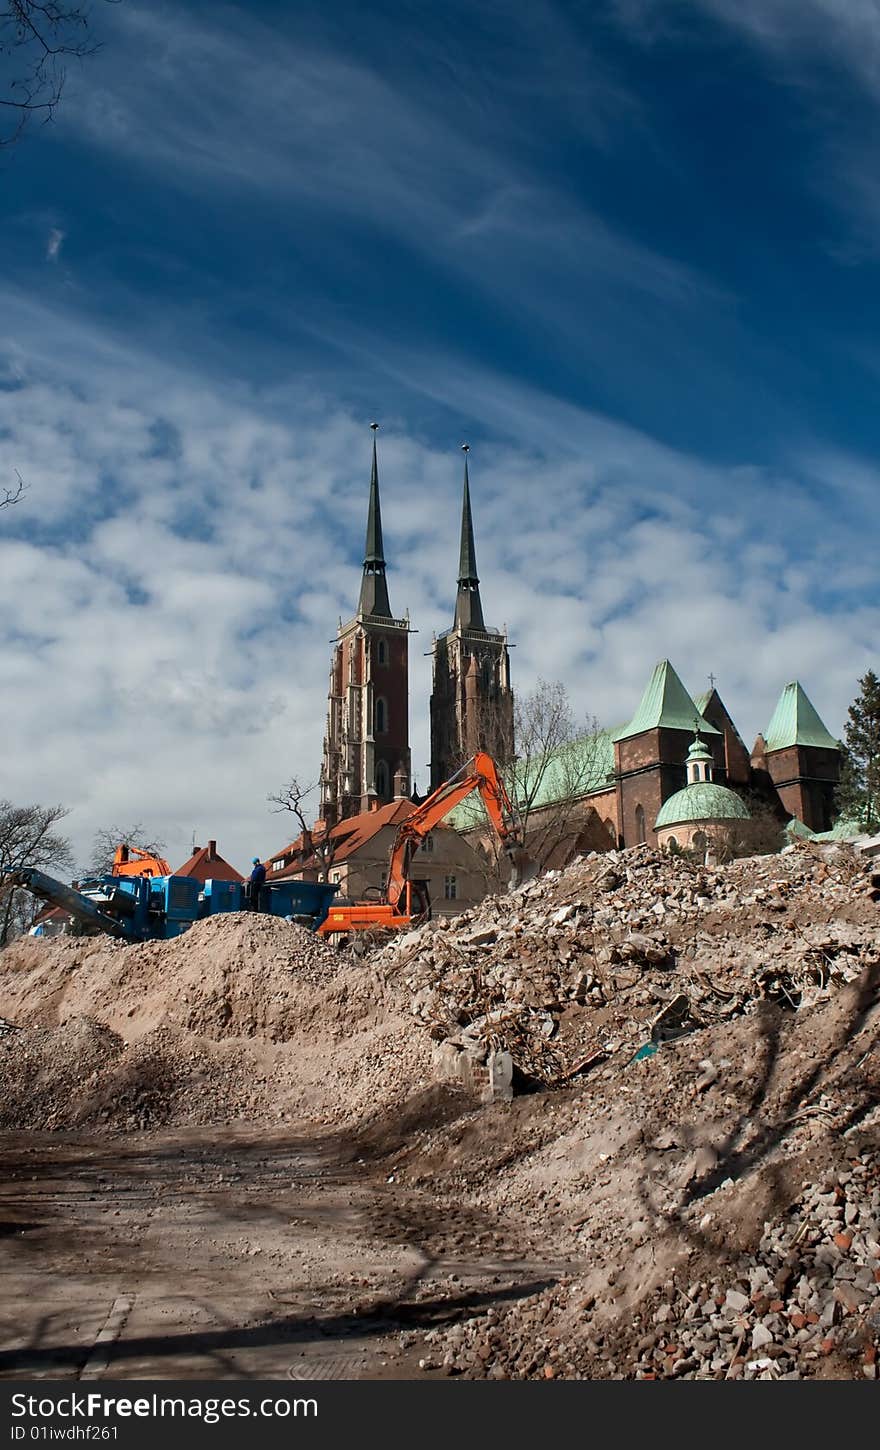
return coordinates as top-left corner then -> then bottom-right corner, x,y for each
319,426 -> 411,826
429,447 -> 514,788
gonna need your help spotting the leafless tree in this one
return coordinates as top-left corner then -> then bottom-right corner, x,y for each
698,790 -> 787,865
268,778 -> 337,882
0,470 -> 25,509
456,679 -> 612,879
0,799 -> 73,945
0,1 -> 114,146
83,822 -> 166,879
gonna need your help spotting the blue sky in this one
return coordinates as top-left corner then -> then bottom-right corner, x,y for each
1,0 -> 878,872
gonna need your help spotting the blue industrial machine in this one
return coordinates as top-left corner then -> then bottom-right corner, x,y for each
5,867 -> 339,943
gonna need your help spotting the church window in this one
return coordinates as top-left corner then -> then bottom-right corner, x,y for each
635,804 -> 646,844
376,639 -> 387,666
375,761 -> 390,797
375,697 -> 387,734
693,830 -> 707,851
444,874 -> 457,900
422,834 -> 434,853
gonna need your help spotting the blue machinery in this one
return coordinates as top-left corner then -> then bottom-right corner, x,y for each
6,867 -> 339,942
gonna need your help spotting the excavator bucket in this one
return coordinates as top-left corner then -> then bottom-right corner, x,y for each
507,847 -> 538,891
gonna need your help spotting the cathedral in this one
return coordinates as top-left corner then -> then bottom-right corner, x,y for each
318,431 -> 842,850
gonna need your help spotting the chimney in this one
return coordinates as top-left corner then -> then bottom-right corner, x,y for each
208,840 -> 216,860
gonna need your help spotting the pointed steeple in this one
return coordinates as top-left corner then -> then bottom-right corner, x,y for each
358,423 -> 392,618
453,444 -> 485,632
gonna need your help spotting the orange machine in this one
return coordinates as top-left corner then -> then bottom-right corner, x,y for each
111,844 -> 172,879
318,751 -> 532,937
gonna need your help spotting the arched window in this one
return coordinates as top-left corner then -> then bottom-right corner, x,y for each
667,835 -> 678,853
374,697 -> 387,734
693,830 -> 707,852
375,761 -> 390,798
376,639 -> 387,666
635,804 -> 646,844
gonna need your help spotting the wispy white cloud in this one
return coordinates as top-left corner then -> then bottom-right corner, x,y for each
46,228 -> 65,263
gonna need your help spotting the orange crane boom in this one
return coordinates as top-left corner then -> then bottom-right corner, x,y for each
318,751 -> 531,937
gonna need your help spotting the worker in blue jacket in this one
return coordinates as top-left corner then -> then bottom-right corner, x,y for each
249,856 -> 266,911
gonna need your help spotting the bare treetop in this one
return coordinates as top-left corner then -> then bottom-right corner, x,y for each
1,1 -> 109,146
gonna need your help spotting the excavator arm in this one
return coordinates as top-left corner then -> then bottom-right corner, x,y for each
385,751 -> 529,909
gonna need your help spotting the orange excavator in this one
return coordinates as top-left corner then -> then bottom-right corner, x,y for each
317,750 -> 534,938
111,844 -> 172,879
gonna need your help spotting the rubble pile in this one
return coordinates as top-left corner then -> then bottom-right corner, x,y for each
377,842 -> 879,1087
420,1146 -> 880,1381
632,1147 -> 880,1380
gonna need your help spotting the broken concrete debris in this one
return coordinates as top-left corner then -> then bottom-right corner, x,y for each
378,838 -> 877,1092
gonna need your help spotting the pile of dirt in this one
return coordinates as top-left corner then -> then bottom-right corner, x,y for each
0,913 -> 433,1130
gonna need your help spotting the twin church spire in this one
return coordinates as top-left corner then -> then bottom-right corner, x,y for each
320,426 -> 513,825
354,428 -> 487,634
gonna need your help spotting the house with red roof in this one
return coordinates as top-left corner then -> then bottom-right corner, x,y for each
265,797 -> 489,917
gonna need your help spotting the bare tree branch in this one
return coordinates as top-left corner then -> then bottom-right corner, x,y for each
83,821 -> 165,879
0,470 -> 25,509
0,1 -> 115,147
268,778 -> 337,882
0,799 -> 73,946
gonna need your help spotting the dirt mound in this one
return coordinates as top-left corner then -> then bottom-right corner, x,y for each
0,912 -> 435,1130
0,912 -> 371,1042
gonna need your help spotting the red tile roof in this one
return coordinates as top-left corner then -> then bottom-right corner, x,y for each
174,841 -> 244,883
267,799 -> 416,879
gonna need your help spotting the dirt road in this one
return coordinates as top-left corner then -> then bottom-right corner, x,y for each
0,1119 -> 563,1381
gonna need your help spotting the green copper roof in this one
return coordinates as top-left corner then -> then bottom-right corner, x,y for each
655,781 -> 750,828
687,734 -> 713,763
763,682 -> 838,753
810,817 -> 865,842
612,660 -> 720,743
785,816 -> 814,840
446,725 -> 618,831
692,690 -> 712,715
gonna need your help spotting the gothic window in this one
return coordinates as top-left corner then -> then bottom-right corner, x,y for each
375,761 -> 390,798
635,804 -> 646,844
444,874 -> 457,900
375,697 -> 387,734
376,639 -> 387,666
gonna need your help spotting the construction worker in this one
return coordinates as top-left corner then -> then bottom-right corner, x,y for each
249,856 -> 266,911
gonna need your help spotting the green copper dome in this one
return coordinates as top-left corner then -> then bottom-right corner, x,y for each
655,781 -> 750,828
